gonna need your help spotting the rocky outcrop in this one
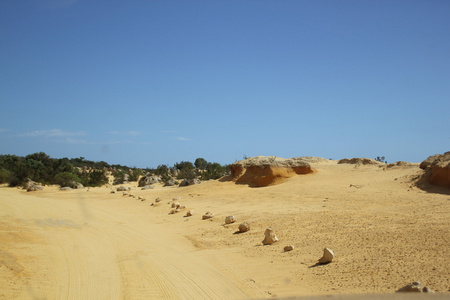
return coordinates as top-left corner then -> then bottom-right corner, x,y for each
138,174 -> 161,187
420,152 -> 450,188
163,179 -> 178,186
229,156 -> 313,187
179,178 -> 201,187
338,158 -> 382,165
24,179 -> 44,192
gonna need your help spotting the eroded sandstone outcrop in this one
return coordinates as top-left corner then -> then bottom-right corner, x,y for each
420,152 -> 450,188
229,156 -> 313,187
138,174 -> 161,187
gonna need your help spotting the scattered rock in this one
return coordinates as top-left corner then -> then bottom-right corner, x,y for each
141,185 -> 155,190
396,281 -> 435,293
230,156 -> 313,187
202,211 -> 214,220
262,227 -> 278,245
27,184 -> 44,192
117,186 -> 128,192
173,197 -> 180,201
387,161 -> 413,168
397,281 -> 423,293
122,192 -> 128,196
318,248 -> 334,264
60,187 -> 73,191
284,245 -> 294,251
238,222 -> 250,233
164,179 -> 178,186
138,196 -> 145,201
171,202 -> 180,208
225,216 -> 237,224
110,190 -> 115,193
186,210 -> 193,217
155,197 -> 162,203
179,178 -> 201,187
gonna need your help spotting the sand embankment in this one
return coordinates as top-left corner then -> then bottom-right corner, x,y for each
1,160 -> 449,299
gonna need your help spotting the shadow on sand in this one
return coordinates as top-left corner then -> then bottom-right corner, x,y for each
308,262 -> 331,268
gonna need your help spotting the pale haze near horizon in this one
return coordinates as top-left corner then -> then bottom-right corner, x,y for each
1,0 -> 449,168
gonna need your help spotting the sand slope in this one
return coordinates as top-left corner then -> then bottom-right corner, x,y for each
1,160 -> 449,299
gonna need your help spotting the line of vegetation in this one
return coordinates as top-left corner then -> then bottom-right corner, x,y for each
0,152 -> 229,188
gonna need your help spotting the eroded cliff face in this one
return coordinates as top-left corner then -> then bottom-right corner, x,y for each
420,152 -> 450,188
229,156 -> 313,187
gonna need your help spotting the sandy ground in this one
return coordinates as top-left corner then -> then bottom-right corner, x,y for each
1,160 -> 449,299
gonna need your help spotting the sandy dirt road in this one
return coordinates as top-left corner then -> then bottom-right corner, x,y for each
0,188 -> 263,300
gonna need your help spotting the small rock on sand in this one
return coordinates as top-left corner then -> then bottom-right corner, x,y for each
225,216 -> 237,224
318,248 -> 334,264
396,281 -> 435,293
186,210 -> 193,217
284,245 -> 294,251
238,222 -> 250,232
202,211 -> 214,220
262,227 -> 278,245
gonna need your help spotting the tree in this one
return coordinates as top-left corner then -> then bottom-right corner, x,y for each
375,156 -> 387,163
201,162 -> 228,180
155,164 -> 169,176
174,161 -> 196,180
194,158 -> 208,170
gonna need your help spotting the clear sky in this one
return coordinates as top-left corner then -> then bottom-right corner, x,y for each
1,0 -> 449,168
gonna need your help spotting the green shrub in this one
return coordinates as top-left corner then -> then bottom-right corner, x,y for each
129,169 -> 143,181
54,172 -> 82,188
0,168 -> 12,184
113,169 -> 126,185
88,170 -> 108,186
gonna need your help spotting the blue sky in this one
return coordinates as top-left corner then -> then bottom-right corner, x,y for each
1,0 -> 449,167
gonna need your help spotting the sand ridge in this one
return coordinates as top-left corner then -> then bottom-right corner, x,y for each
0,160 -> 449,299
